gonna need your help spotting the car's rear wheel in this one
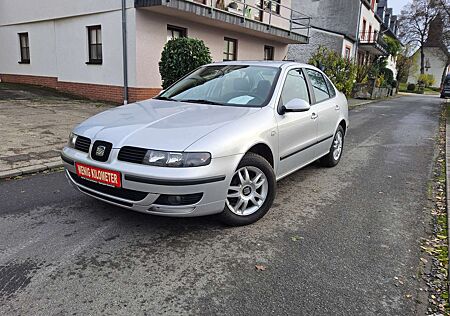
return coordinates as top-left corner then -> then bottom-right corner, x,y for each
219,153 -> 276,226
320,126 -> 345,167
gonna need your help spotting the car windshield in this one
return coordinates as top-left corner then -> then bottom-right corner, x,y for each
156,65 -> 280,107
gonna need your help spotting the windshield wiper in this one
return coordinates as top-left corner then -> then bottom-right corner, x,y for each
179,99 -> 224,105
154,96 -> 177,101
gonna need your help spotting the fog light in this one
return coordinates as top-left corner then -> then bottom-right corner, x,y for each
154,193 -> 203,206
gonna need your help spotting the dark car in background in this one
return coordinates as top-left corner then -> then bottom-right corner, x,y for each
441,75 -> 450,98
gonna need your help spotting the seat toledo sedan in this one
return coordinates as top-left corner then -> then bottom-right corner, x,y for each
61,61 -> 349,226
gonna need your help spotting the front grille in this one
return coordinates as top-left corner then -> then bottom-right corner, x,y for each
74,136 -> 91,153
69,171 -> 148,201
118,146 -> 147,164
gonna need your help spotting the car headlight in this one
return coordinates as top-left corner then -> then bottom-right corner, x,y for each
143,150 -> 211,167
68,132 -> 78,148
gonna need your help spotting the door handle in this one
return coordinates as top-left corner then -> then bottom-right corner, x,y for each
335,104 -> 340,110
311,112 -> 318,120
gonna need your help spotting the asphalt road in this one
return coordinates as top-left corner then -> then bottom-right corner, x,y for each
0,95 -> 442,315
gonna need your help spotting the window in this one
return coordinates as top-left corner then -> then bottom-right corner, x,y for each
158,65 -> 280,108
362,19 -> 367,40
87,25 -> 102,64
371,0 -> 376,11
324,77 -> 336,98
305,69 -> 330,103
223,37 -> 237,61
280,69 -> 310,106
344,46 -> 351,60
269,0 -> 281,14
368,25 -> 372,41
264,45 -> 274,60
18,33 -> 30,64
167,25 -> 187,41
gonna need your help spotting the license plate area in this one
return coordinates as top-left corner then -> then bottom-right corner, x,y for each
75,163 -> 122,188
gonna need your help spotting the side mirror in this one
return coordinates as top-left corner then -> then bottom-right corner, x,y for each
281,98 -> 311,114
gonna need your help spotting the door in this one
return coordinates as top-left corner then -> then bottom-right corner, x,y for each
276,68 -> 318,177
304,68 -> 339,157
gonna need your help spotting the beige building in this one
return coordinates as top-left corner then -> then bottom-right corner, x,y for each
0,0 -> 310,103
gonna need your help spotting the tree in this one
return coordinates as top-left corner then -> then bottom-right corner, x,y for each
159,37 -> 212,89
396,53 -> 413,83
398,0 -> 438,74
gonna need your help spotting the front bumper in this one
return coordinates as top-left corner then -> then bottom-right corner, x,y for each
61,147 -> 243,217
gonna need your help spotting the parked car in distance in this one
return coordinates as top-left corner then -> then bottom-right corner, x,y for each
61,61 -> 349,226
441,75 -> 450,98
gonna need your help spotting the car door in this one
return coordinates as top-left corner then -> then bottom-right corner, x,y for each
276,68 -> 318,177
304,68 -> 339,157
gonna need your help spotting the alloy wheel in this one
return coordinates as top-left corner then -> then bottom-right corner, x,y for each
226,166 -> 269,216
333,131 -> 343,161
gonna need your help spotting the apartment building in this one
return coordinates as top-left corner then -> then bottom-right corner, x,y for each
288,0 -> 399,72
0,0 -> 310,103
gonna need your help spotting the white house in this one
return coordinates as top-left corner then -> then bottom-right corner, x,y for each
0,0 -> 310,103
407,14 -> 449,88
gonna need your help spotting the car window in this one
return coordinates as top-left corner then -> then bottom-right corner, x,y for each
157,65 -> 280,107
324,76 -> 336,98
280,69 -> 310,106
305,69 -> 330,103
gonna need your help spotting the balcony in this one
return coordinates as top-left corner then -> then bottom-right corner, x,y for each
135,0 -> 310,44
358,32 -> 389,56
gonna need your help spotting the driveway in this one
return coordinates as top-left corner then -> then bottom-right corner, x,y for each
0,83 -> 112,175
0,95 -> 441,315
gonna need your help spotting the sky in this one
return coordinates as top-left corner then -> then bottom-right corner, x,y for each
390,0 -> 410,15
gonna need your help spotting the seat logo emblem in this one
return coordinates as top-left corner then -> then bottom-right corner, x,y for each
96,145 -> 106,157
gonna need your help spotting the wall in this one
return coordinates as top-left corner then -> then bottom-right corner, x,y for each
0,0 -> 134,25
0,9 -> 137,86
287,28 -> 346,63
408,47 -> 449,87
359,2 -> 381,38
135,9 -> 289,88
292,0 -> 360,40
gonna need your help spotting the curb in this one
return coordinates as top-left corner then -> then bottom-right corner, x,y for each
0,161 -> 63,180
348,95 -> 402,110
445,99 -> 450,298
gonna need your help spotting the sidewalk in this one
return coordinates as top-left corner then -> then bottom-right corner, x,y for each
0,83 -> 113,179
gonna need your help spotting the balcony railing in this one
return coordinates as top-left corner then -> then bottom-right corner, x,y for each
136,0 -> 311,38
359,31 -> 389,55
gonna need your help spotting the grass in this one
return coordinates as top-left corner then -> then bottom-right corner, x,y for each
399,82 -> 440,95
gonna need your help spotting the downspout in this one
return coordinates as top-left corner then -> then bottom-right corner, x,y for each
121,0 -> 129,105
354,0 -> 363,60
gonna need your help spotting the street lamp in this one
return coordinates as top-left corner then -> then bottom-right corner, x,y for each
425,58 -> 431,72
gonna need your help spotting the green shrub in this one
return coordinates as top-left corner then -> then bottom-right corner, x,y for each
391,80 -> 398,88
159,37 -> 212,89
407,83 -> 416,91
417,73 -> 435,88
308,46 -> 357,96
381,68 -> 394,87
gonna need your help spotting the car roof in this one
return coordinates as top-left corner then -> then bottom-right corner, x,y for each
209,60 -> 312,69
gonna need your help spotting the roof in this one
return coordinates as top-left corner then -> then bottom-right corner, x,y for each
210,60 -> 303,68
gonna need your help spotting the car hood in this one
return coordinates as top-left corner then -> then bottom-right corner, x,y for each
74,99 -> 259,151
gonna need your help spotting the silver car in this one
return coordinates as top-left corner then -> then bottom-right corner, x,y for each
61,61 -> 349,226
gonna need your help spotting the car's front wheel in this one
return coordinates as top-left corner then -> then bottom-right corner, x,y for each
219,153 -> 276,226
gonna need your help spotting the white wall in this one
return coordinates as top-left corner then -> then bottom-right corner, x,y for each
359,3 -> 381,39
0,0 -> 134,25
0,9 -> 137,87
135,10 -> 289,88
408,47 -> 449,87
0,20 -> 58,77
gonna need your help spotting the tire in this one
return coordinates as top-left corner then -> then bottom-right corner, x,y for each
219,153 -> 276,226
320,126 -> 345,168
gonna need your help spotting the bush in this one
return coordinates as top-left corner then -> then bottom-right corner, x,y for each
308,46 -> 357,96
381,68 -> 394,87
159,37 -> 212,89
391,80 -> 398,88
407,83 -> 416,91
417,74 -> 435,88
